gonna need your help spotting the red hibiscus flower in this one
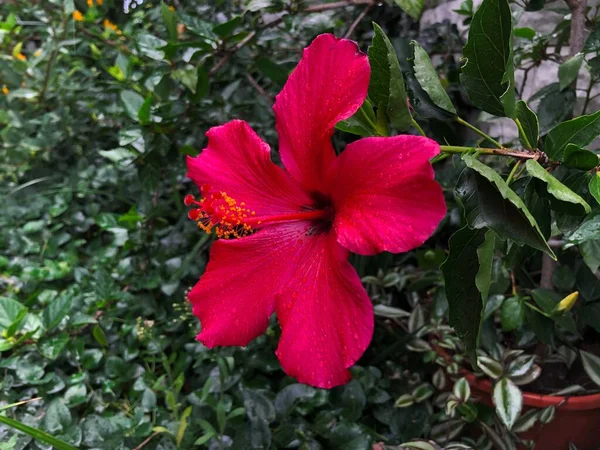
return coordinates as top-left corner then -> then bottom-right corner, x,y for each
184,34 -> 446,388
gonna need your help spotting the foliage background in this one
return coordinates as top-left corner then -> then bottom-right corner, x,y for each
0,0 -> 599,449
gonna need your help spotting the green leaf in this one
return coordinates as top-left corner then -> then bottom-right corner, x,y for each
558,54 -> 584,90
336,100 -> 379,137
544,110 -> 600,161
441,227 -> 494,365
514,27 -> 536,40
42,399 -> 72,434
500,296 -> 525,331
92,325 -> 108,347
0,297 -> 27,331
161,2 -> 178,41
525,159 -> 590,215
410,41 -> 456,114
243,388 -> 275,448
536,84 -> 576,134
566,215 -> 600,244
120,90 -> 145,121
580,350 -> 600,387
274,383 -> 316,416
138,96 -> 152,125
563,144 -> 599,170
255,57 -> 289,85
194,65 -> 210,101
392,0 -> 424,20
0,415 -> 78,450
584,25 -> 600,53
42,294 -> 72,330
589,172 -> 600,205
38,332 -> 69,360
515,100 -> 539,149
460,0 -> 515,117
457,155 -> 555,258
368,23 -> 412,131
212,16 -> 241,38
493,378 -> 523,429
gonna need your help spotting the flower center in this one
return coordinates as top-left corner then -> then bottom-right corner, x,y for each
184,185 -> 333,239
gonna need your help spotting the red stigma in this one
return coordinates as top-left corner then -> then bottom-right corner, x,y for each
184,194 -> 195,206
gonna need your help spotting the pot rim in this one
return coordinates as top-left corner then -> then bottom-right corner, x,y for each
464,372 -> 600,411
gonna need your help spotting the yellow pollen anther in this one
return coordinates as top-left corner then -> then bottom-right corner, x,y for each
186,189 -> 256,239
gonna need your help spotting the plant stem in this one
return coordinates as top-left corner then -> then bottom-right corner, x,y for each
411,118 -> 426,136
506,160 -> 522,184
514,118 -> 533,149
456,116 -> 502,148
582,76 -> 594,115
439,145 -> 540,160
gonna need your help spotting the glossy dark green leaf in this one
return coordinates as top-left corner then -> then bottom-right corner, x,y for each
584,25 -> 600,53
515,100 -> 538,149
536,84 -> 576,134
368,23 -> 412,131
120,90 -> 145,121
0,297 -> 27,331
460,0 -> 515,117
38,332 -> 69,360
212,16 -> 242,38
544,110 -> 600,161
243,388 -> 275,448
558,54 -> 584,90
500,296 -> 525,331
457,155 -> 555,258
589,172 -> 600,205
563,144 -> 600,170
138,96 -> 152,125
337,100 -> 379,137
256,57 -> 289,86
566,215 -> 600,244
525,159 -> 590,215
410,41 -> 456,114
441,227 -> 494,365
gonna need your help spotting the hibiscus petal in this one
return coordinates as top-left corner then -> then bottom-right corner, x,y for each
186,120 -> 310,215
329,135 -> 446,255
275,234 -> 374,388
189,223 -> 316,347
274,34 -> 370,192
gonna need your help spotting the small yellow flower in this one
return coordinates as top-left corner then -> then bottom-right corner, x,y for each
97,0 -> 103,4
16,53 -> 26,61
168,5 -> 175,11
33,49 -> 42,57
2,85 -> 8,95
87,0 -> 93,7
73,10 -> 84,21
104,18 -> 119,33
556,291 -> 579,313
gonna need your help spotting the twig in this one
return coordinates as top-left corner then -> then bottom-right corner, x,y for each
304,0 -> 374,13
343,3 -> 373,38
209,0 -> 376,76
581,76 -> 594,114
209,31 -> 257,76
133,431 -> 161,450
440,145 -> 546,162
245,74 -> 273,104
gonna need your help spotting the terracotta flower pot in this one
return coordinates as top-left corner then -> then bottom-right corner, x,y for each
465,373 -> 600,450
